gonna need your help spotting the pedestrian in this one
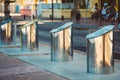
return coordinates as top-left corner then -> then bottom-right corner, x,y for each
109,3 -> 116,23
91,3 -> 99,21
101,6 -> 107,20
75,5 -> 81,23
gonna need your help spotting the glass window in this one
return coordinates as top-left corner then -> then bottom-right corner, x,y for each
62,0 -> 90,9
62,0 -> 73,3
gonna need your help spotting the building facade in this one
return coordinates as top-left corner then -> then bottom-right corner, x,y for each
0,0 -> 119,18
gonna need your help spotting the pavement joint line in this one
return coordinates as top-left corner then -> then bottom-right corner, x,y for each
39,42 -> 50,46
9,53 -> 50,57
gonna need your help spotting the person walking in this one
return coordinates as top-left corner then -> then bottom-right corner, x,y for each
101,4 -> 108,21
75,5 -> 81,23
109,3 -> 116,23
91,3 -> 99,21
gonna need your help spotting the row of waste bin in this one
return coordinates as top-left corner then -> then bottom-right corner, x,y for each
0,19 -> 114,74
51,22 -> 114,74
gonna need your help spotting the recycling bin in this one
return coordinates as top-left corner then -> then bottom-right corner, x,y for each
19,20 -> 38,51
50,22 -> 73,61
86,25 -> 114,74
0,18 -> 14,45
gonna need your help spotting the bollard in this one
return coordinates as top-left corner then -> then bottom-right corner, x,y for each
23,15 -> 26,19
33,15 -> 35,19
0,18 -> 14,45
50,14 -> 52,20
19,20 -> 38,51
61,15 -> 64,21
50,22 -> 73,61
86,25 -> 114,74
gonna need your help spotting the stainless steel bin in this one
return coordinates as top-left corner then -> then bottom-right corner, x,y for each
0,19 -> 13,45
19,20 -> 38,51
86,25 -> 114,74
50,22 -> 73,61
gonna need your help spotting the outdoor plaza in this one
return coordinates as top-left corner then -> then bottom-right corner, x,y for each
0,0 -> 120,80
0,12 -> 120,80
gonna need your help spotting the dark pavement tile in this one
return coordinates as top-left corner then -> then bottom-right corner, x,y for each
0,52 -> 69,80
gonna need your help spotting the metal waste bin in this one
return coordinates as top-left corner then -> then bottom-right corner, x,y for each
19,20 -> 38,51
50,22 -> 73,61
86,25 -> 114,74
0,18 -> 14,45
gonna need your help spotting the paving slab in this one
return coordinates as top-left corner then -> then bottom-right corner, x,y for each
0,53 -> 69,80
0,43 -> 50,56
0,43 -> 120,80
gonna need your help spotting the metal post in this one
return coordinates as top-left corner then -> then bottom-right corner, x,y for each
35,4 -> 37,19
51,0 -> 54,21
13,21 -> 17,45
99,0 -> 102,26
4,0 -> 10,20
118,0 -> 120,24
84,0 -> 88,24
0,1 -> 2,20
31,4 -> 33,20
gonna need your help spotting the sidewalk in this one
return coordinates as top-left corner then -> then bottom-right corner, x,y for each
0,42 -> 120,80
0,13 -> 120,80
0,47 -> 69,80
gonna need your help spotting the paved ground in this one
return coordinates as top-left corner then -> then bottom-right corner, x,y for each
0,13 -> 120,80
0,52 -> 69,80
0,43 -> 120,80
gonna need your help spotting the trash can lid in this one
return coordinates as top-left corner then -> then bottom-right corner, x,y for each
50,22 -> 73,33
0,18 -> 12,26
86,25 -> 114,39
19,19 -> 38,29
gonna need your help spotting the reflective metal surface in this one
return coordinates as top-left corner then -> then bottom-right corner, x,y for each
0,19 -> 13,45
86,25 -> 114,74
51,22 -> 73,61
20,20 -> 38,51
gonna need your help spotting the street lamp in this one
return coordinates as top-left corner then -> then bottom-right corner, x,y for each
51,0 -> 54,21
4,0 -> 16,20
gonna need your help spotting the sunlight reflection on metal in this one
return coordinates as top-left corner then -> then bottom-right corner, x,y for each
86,25 -> 114,74
20,20 -> 38,51
0,19 -> 14,45
50,22 -> 73,61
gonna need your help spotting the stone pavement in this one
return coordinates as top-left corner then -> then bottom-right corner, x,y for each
0,51 -> 69,80
0,13 -> 120,80
0,43 -> 120,80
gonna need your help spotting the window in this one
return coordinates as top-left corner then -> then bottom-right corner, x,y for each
62,0 -> 73,3
62,0 -> 90,9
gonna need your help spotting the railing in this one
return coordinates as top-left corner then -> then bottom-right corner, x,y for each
86,25 -> 114,74
50,22 -> 73,61
19,20 -> 39,51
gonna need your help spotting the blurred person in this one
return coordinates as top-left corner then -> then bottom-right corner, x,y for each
75,5 -> 81,23
91,3 -> 99,21
109,3 -> 116,23
101,5 -> 107,20
71,5 -> 81,23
